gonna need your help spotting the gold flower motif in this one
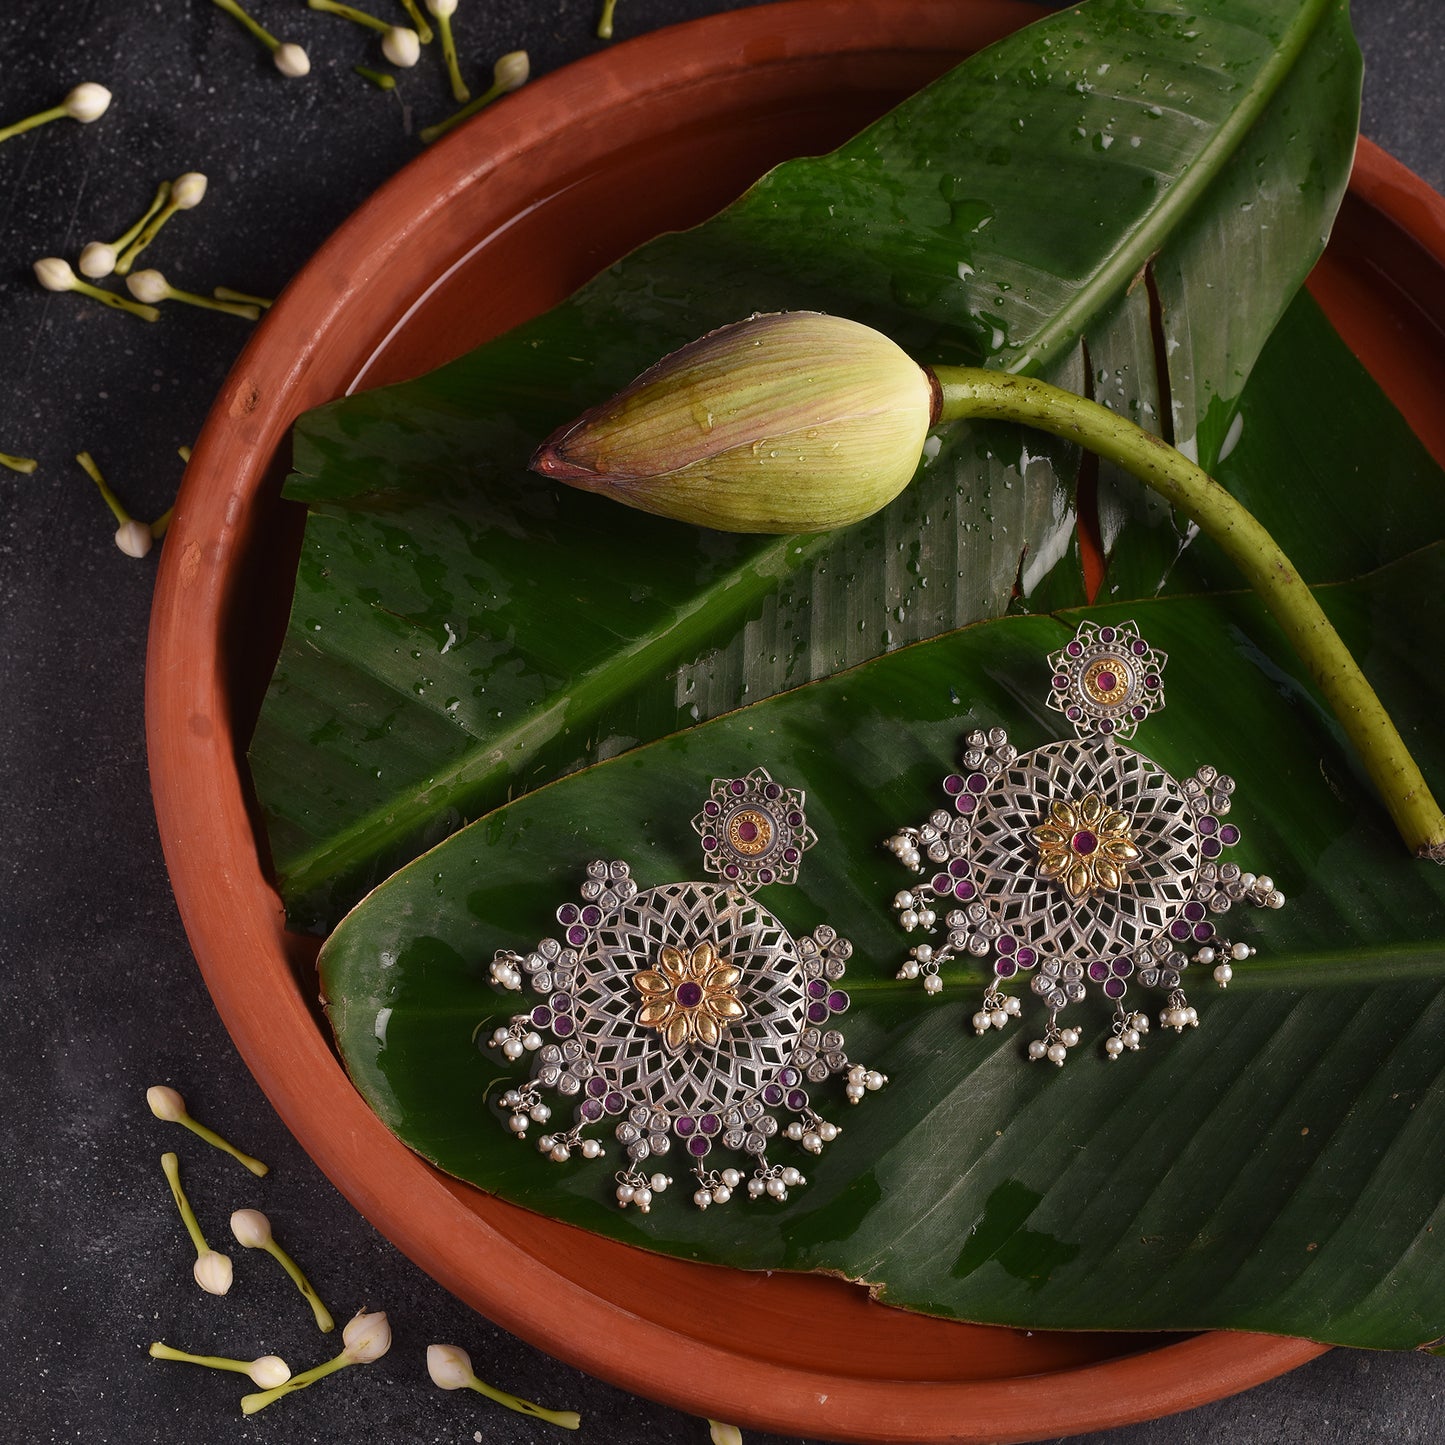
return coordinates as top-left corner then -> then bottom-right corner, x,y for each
1031,792 -> 1140,899
634,941 -> 746,1052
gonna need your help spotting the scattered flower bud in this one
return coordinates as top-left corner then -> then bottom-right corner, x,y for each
149,1341 -> 292,1388
708,1423 -> 744,1445
146,1084 -> 269,1175
353,64 -> 397,91
33,257 -> 158,321
209,0 -> 310,78
80,180 -> 172,279
399,0 -> 434,44
230,1208 -> 336,1332
126,267 -> 260,320
241,1309 -> 391,1414
382,25 -> 421,68
426,0 -> 468,102
1,451 -> 37,474
419,49 -> 529,143
159,1152 -> 232,1295
531,311 -> 936,532
75,450 -> 155,555
0,82 -> 112,144
115,519 -> 154,558
426,1344 -> 582,1428
597,0 -> 619,41
114,174 -> 208,276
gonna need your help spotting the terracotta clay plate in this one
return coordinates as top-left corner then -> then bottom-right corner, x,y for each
146,1 -> 1445,1439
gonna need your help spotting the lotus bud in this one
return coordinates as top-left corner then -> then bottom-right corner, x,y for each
230,1207 -> 336,1331
708,1423 -> 744,1445
146,1084 -> 269,1174
426,1343 -> 581,1427
209,0 -> 310,77
149,1341 -> 292,1387
532,312 -> 936,533
0,83 -> 111,144
33,257 -> 158,321
193,1249 -> 235,1295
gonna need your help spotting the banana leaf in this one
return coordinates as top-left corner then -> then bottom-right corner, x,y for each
319,540 -> 1445,1348
250,0 -> 1366,930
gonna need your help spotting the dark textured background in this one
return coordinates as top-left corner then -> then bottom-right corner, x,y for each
1,2 -> 1442,1442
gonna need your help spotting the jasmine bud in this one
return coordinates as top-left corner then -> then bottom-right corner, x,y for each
126,268 -> 260,320
0,83 -> 111,144
159,1152 -> 233,1295
146,1084 -> 269,1175
230,1208 -> 336,1332
708,1424 -> 744,1445
532,311 -> 936,533
114,173 -> 208,276
149,1341 -> 291,1388
209,0 -> 310,77
419,49 -> 529,143
426,1344 -> 581,1428
34,257 -> 158,321
308,1 -> 419,67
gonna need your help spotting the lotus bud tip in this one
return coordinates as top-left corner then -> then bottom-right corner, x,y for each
115,520 -> 154,557
383,27 -> 421,67
274,43 -> 311,77
171,172 -> 208,209
193,1250 -> 234,1295
65,83 -> 113,123
229,1207 -> 272,1248
146,1085 -> 185,1120
249,1356 -> 291,1388
342,1308 -> 391,1364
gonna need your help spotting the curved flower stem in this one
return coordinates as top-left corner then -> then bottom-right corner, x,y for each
210,0 -> 279,49
108,181 -> 171,254
241,1350 -> 349,1413
597,0 -> 618,41
263,1237 -> 335,1332
159,1152 -> 210,1256
399,0 -> 433,43
148,1341 -> 253,1374
931,366 -> 1445,861
465,1375 -> 581,1428
308,0 -> 390,35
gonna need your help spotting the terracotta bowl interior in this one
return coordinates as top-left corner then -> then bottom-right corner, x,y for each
146,2 -> 1445,1440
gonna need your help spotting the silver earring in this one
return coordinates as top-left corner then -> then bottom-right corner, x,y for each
484,767 -> 884,1214
884,619 -> 1285,1064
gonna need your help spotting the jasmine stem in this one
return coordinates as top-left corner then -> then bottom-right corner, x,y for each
210,0 -> 279,49
241,1349 -> 350,1413
0,102 -> 70,144
399,0 -> 434,43
1,451 -> 37,474
308,0 -> 390,35
116,174 -> 207,276
114,181 -> 171,251
428,1 -> 468,102
597,0 -> 618,41
151,507 -> 175,538
931,367 -> 1445,860
160,1152 -> 208,1254
468,1375 -> 581,1427
146,1084 -> 269,1175
419,50 -> 529,142
353,64 -> 397,90
149,1341 -> 253,1373
75,450 -> 130,525
214,285 -> 274,307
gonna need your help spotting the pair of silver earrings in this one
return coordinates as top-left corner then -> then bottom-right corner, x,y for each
483,620 -> 1285,1212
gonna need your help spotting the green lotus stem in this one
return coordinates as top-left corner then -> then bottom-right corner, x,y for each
1,451 -> 37,474
353,64 -> 397,90
399,0 -> 433,43
597,0 -> 618,41
932,367 -> 1445,861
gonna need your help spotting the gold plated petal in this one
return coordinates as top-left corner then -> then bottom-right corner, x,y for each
706,962 -> 742,991
695,1013 -> 722,1047
657,944 -> 686,981
634,970 -> 671,995
1096,859 -> 1122,891
689,941 -> 717,974
1064,860 -> 1091,898
638,999 -> 674,1027
1050,800 -> 1078,828
1104,838 -> 1140,862
708,995 -> 746,1021
1079,792 -> 1105,825
664,1014 -> 690,1051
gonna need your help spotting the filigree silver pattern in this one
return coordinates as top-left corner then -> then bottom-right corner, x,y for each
484,768 -> 884,1213
884,619 -> 1286,1063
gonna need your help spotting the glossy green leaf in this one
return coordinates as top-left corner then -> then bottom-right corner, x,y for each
320,543 -> 1445,1349
251,0 -> 1363,929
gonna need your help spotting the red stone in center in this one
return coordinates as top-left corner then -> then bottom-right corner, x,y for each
1071,829 -> 1099,855
675,981 -> 704,1008
736,820 -> 759,842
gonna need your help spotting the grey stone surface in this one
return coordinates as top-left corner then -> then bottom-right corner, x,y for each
0,2 -> 1440,1442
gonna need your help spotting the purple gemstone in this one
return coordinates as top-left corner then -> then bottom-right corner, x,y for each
1052,675 -> 1069,690
688,1135 -> 711,1157
807,979 -> 827,999
780,1068 -> 800,1087
783,848 -> 799,864
786,1089 -> 809,1111
566,925 -> 587,947
550,992 -> 571,1011
735,819 -> 760,843
949,858 -> 970,878
604,1091 -> 626,1114
1095,669 -> 1117,693
807,1002 -> 829,1024
580,1099 -> 603,1121
932,872 -> 952,893
1071,829 -> 1098,855
1201,838 -> 1222,859
1088,960 -> 1110,982
786,810 -> 804,827
765,783 -> 782,800
996,935 -> 1016,955
1100,627 -> 1116,643
1145,674 -> 1161,690
1016,947 -> 1036,967
580,905 -> 602,926
758,868 -> 775,884
730,780 -> 746,795
675,1116 -> 696,1137
702,834 -> 719,850
1112,958 -> 1133,978
586,1077 -> 607,1098
675,981 -> 704,1009
724,864 -> 740,879
1103,977 -> 1126,999
1131,706 -> 1147,720
1067,641 -> 1083,657
943,773 -> 965,795
1193,922 -> 1215,942
1099,718 -> 1115,734
552,1016 -> 574,1037
954,879 -> 976,901
1184,901 -> 1205,922
1066,706 -> 1083,721
1219,824 -> 1240,845
827,990 -> 849,1013
558,903 -> 580,925
1132,640 -> 1148,655
531,1006 -> 552,1027
704,800 -> 720,817
700,1113 -> 720,1135
967,772 -> 988,794
996,959 -> 1018,978
955,794 -> 977,814
1170,920 -> 1191,940
1197,816 -> 1218,836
